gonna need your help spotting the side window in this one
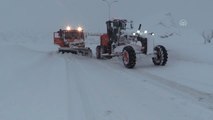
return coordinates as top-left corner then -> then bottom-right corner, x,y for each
113,21 -> 119,28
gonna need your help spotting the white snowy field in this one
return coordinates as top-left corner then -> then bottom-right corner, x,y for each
0,28 -> 213,120
1,0 -> 213,119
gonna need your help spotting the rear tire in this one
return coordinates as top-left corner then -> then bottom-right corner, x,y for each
96,45 -> 101,59
152,45 -> 168,66
122,46 -> 136,68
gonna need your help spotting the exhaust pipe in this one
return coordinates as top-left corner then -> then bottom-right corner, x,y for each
138,24 -> 141,30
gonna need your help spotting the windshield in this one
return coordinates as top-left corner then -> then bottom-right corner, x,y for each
65,30 -> 84,39
112,19 -> 127,30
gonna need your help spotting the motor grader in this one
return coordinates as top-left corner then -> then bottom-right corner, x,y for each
96,19 -> 168,68
53,26 -> 92,57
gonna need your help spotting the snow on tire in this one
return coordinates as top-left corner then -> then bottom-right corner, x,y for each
122,46 -> 136,68
87,48 -> 93,57
152,45 -> 168,66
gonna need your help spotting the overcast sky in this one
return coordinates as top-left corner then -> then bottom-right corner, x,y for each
0,0 -> 212,33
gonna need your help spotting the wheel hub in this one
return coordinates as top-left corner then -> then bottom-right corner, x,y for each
123,50 -> 129,64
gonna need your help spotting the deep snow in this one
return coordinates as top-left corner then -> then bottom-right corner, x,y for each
1,0 -> 213,120
1,31 -> 213,120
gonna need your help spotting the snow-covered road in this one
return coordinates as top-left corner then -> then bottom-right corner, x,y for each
62,53 -> 213,120
0,35 -> 213,120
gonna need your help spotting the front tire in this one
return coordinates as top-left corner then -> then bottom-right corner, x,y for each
152,45 -> 168,66
122,46 -> 136,68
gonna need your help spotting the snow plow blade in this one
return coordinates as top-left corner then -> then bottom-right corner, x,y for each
58,47 -> 92,57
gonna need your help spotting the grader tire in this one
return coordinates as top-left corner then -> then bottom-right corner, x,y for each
152,45 -> 168,66
122,46 -> 136,68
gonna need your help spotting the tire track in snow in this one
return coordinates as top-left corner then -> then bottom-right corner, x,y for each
63,57 -> 73,120
70,57 -> 155,120
65,55 -> 129,120
63,54 -> 96,120
61,53 -> 213,120
135,69 -> 213,111
74,58 -> 130,120
84,57 -> 213,111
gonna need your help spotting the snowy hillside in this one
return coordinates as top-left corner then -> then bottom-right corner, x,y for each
1,0 -> 213,120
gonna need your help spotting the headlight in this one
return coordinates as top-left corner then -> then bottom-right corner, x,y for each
77,27 -> 83,32
133,33 -> 136,36
144,30 -> 148,34
136,30 -> 140,34
66,26 -> 71,31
